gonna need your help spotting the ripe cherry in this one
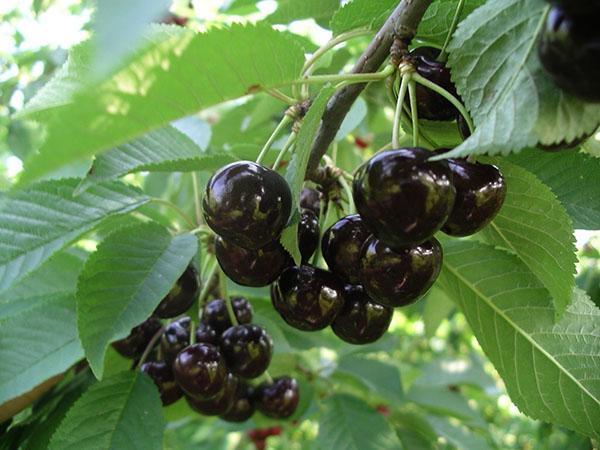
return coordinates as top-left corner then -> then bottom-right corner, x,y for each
141,361 -> 182,406
271,265 -> 345,331
298,209 -> 320,262
201,298 -> 253,334
546,0 -> 600,14
186,373 -> 238,416
154,265 -> 199,319
331,285 -> 393,345
255,377 -> 300,419
442,159 -> 506,237
215,237 -> 291,287
300,187 -> 322,216
173,343 -> 227,398
360,236 -> 442,308
220,325 -> 273,379
220,382 -> 256,422
353,148 -> 456,248
160,317 -> 219,365
112,317 -> 162,359
203,161 -> 292,249
322,214 -> 372,284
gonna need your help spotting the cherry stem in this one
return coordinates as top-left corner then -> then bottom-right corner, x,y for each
408,79 -> 420,147
136,326 -> 166,370
438,0 -> 465,62
256,115 -> 293,166
338,175 -> 355,215
411,72 -> 474,133
392,74 -> 410,148
191,172 -> 203,226
189,320 -> 196,345
221,272 -> 239,327
197,259 -> 218,317
150,198 -> 195,229
264,88 -> 296,105
272,132 -> 297,170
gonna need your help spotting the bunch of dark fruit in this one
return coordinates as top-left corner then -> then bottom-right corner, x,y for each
204,161 -> 320,288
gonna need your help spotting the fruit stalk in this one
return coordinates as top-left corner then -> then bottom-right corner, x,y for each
256,115 -> 293,165
408,78 -> 420,146
393,74 -> 410,148
135,326 -> 166,370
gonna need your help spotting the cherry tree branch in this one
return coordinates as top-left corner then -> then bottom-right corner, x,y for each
306,0 -> 433,179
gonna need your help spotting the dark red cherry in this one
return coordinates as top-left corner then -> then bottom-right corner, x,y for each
457,114 -> 471,140
538,7 -> 600,103
154,265 -> 199,319
546,0 -> 600,14
112,317 -> 162,359
353,148 -> 456,248
442,159 -> 506,237
321,214 -> 372,284
201,298 -> 253,333
141,361 -> 183,406
215,237 -> 291,287
220,382 -> 256,422
173,343 -> 227,398
300,187 -> 322,215
195,322 -> 219,345
220,325 -> 273,379
331,285 -> 393,345
186,373 -> 238,416
255,377 -> 300,419
360,236 -> 442,308
298,209 -> 319,263
409,46 -> 458,121
160,317 -> 219,365
271,265 -> 345,331
203,161 -> 292,249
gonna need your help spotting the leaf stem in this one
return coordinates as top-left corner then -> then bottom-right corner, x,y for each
272,132 -> 297,170
393,74 -> 410,148
150,198 -> 195,229
191,172 -> 203,226
408,78 -> 420,147
298,64 -> 395,87
256,115 -> 293,165
438,0 -> 465,62
264,88 -> 296,105
136,326 -> 166,370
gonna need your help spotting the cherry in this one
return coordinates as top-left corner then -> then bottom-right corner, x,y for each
215,237 -> 291,287
186,373 -> 238,416
255,377 -> 300,419
160,317 -> 219,365
322,214 -> 372,284
201,298 -> 253,334
195,322 -> 219,345
173,343 -> 228,398
271,265 -> 345,331
154,265 -> 199,319
546,0 -> 600,14
409,46 -> 458,121
538,7 -> 600,103
298,209 -> 319,262
353,148 -> 456,248
141,361 -> 183,406
220,382 -> 256,422
360,236 -> 442,308
457,114 -> 471,140
203,161 -> 292,249
300,187 -> 322,216
442,159 -> 506,237
220,324 -> 273,379
331,285 -> 393,345
112,317 -> 162,359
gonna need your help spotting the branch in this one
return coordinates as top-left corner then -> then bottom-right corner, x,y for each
306,0 -> 434,179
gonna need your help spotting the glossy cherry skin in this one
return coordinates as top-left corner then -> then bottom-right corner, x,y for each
160,317 -> 219,365
220,382 -> 256,422
271,265 -> 345,331
255,377 -> 300,419
360,236 -> 443,308
173,343 -> 228,399
353,148 -> 456,248
141,361 -> 183,406
154,265 -> 199,319
186,373 -> 238,416
215,237 -> 291,287
201,298 -> 253,334
409,46 -> 458,121
220,325 -> 273,379
300,187 -> 322,216
298,209 -> 320,263
203,161 -> 292,249
546,0 -> 600,14
331,285 -> 393,345
322,214 -> 372,284
112,317 -> 162,359
538,7 -> 600,103
442,159 -> 506,237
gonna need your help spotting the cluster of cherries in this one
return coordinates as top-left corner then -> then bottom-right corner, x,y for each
112,272 -> 299,422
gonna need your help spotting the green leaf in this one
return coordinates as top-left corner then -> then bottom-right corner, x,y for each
77,223 -> 198,378
279,222 -> 301,266
77,125 -> 234,193
445,0 -> 600,159
416,0 -> 484,47
438,240 -> 600,439
48,372 -> 164,450
508,148 -> 600,230
0,179 -> 149,293
423,287 -> 455,338
268,0 -> 340,24
414,357 -> 496,392
425,415 -> 492,450
330,0 -> 396,35
19,24 -> 305,184
335,97 -> 367,141
337,355 -> 404,402
478,159 -> 576,317
316,394 -> 403,450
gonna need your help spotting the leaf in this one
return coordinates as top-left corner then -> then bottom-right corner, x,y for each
316,394 -> 403,450
445,0 -> 600,159
425,416 -> 492,450
268,0 -> 340,24
279,222 -> 301,266
330,0 -> 396,36
478,159 -> 576,317
335,97 -> 367,141
413,357 -> 496,392
508,148 -> 600,230
48,372 -> 164,450
172,116 -> 212,150
0,179 -> 149,293
416,0 -> 484,47
438,240 -> 600,439
423,287 -> 455,338
337,355 -> 404,402
19,24 -> 305,184
77,125 -> 234,192
77,223 -> 198,378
